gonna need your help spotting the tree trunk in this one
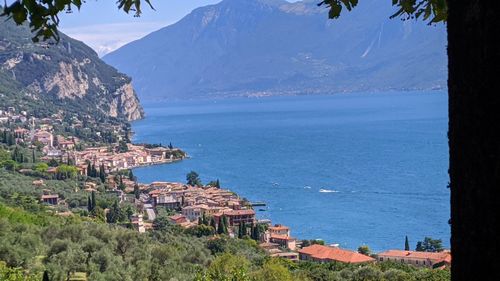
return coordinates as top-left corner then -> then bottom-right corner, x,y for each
448,1 -> 500,280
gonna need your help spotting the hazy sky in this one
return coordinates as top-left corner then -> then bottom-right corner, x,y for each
59,0 -> 223,56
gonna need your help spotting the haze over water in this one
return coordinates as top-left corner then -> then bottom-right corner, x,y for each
132,91 -> 450,252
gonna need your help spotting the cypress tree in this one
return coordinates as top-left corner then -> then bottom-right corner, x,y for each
134,183 -> 140,199
99,164 -> 106,183
87,196 -> 92,212
32,149 -> 36,163
42,270 -> 50,281
198,217 -> 203,225
222,216 -> 228,234
91,191 -> 96,211
210,217 -> 217,230
87,162 -> 92,177
405,236 -> 410,251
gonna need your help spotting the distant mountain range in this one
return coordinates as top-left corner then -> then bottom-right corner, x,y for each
0,15 -> 143,121
103,0 -> 447,101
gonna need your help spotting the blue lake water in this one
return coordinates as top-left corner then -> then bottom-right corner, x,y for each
131,91 -> 450,252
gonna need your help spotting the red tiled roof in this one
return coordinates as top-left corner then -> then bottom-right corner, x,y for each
377,250 -> 451,263
270,234 -> 295,241
299,244 -> 375,264
224,209 -> 255,216
269,225 -> 289,231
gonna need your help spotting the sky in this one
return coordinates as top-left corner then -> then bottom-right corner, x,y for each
58,0 -> 223,56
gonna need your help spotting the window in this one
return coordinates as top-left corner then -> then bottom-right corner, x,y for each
416,260 -> 419,265
401,259 -> 404,263
379,258 -> 383,261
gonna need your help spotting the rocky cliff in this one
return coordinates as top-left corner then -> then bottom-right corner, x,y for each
0,16 -> 144,121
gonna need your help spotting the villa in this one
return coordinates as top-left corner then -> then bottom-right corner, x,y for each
376,250 -> 451,268
299,244 -> 375,264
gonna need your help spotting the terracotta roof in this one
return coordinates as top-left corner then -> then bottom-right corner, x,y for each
269,225 -> 290,231
377,250 -> 451,263
224,209 -> 255,216
169,214 -> 186,221
299,244 -> 375,263
270,234 -> 295,241
41,194 -> 59,199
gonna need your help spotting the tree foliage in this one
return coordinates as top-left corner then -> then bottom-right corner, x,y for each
317,0 -> 447,23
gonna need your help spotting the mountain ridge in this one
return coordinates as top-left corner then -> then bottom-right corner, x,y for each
104,0 -> 447,101
0,16 -> 144,121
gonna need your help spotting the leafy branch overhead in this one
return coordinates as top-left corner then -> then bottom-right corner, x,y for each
318,0 -> 447,23
1,0 -> 446,43
0,0 -> 154,42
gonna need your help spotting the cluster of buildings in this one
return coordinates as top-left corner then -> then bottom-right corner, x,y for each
131,180 -> 452,270
0,107 -> 29,124
71,144 -> 185,173
145,182 -> 256,228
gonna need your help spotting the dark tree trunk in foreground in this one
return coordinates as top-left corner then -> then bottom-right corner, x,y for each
448,1 -> 500,280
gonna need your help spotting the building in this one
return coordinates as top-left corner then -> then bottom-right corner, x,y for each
376,250 -> 451,268
33,130 -> 53,147
153,193 -> 180,209
264,224 -> 297,250
169,214 -> 188,225
217,209 -> 255,226
41,194 -> 59,205
130,214 -> 146,233
270,252 -> 299,261
182,205 -> 202,221
298,244 -> 375,264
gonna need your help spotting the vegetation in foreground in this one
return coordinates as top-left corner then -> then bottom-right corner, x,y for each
0,168 -> 450,281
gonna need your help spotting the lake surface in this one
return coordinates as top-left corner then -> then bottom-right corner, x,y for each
132,91 -> 450,252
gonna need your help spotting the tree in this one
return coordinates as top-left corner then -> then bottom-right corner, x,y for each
357,245 -> 371,256
210,217 -> 217,230
106,200 -> 125,223
42,270 -> 50,281
4,2 -> 500,280
186,171 -> 202,187
87,162 -> 92,177
99,164 -> 106,183
415,237 -> 443,252
34,162 -> 49,173
87,196 -> 92,212
118,175 -> 126,190
405,236 -> 410,251
91,191 -> 96,211
134,183 -> 140,199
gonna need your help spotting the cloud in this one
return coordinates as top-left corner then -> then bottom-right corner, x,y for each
61,21 -> 170,56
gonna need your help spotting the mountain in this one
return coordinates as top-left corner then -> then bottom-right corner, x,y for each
0,16 -> 144,121
103,0 -> 447,101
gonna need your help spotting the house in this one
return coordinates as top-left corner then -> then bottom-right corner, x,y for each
182,205 -> 202,221
153,193 -> 180,209
130,214 -> 146,233
298,244 -> 375,264
270,252 -> 299,261
169,214 -> 188,225
216,209 -> 255,226
268,234 -> 297,251
376,250 -> 451,268
41,194 -> 59,205
263,224 -> 297,250
33,130 -> 53,147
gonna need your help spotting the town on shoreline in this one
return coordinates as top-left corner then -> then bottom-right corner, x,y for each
0,105 -> 450,271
